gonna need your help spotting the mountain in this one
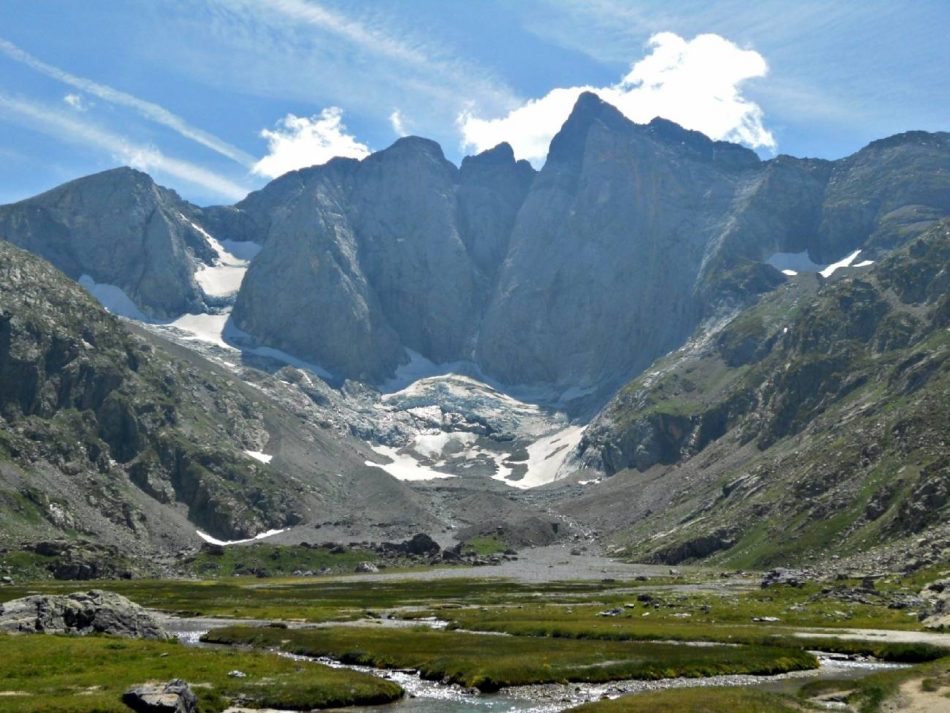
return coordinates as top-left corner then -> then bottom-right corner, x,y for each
225,94 -> 950,401
2,95 -> 948,404
565,220 -> 950,570
0,168 -> 230,318
228,137 -> 535,382
0,239 -> 449,571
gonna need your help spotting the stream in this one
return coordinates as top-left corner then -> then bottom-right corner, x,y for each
162,616 -> 910,713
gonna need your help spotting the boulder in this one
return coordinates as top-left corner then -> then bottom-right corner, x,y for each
404,533 -> 441,557
760,568 -> 806,588
122,679 -> 197,713
0,590 -> 170,639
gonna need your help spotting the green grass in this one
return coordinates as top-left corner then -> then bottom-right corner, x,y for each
461,534 -> 508,556
0,576 -> 638,622
568,687 -> 803,712
0,633 -> 402,713
203,625 -> 818,692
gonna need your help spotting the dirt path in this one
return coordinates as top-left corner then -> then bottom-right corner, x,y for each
794,627 -> 950,648
882,680 -> 950,712
323,544 -> 712,583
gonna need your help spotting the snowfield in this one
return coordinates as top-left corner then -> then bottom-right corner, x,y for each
766,249 -> 874,278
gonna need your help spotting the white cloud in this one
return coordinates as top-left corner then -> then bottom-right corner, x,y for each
460,32 -> 775,164
252,108 -> 370,178
63,93 -> 88,111
389,110 -> 408,137
0,93 -> 248,201
0,37 -> 256,168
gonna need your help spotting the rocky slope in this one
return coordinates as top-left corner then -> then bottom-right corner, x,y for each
565,220 -> 950,569
0,168 -> 232,318
0,240 -> 449,567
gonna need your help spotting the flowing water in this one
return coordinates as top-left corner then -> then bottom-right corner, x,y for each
165,616 -> 909,713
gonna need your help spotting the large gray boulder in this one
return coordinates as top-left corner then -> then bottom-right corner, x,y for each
0,589 -> 170,639
122,679 -> 197,713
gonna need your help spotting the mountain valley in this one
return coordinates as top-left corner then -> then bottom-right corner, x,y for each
0,93 -> 948,583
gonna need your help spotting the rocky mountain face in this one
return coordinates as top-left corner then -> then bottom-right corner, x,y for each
1,96 -> 948,403
229,138 -> 535,382
221,94 -> 950,400
0,241 -> 448,567
567,221 -> 950,569
0,168 -> 227,318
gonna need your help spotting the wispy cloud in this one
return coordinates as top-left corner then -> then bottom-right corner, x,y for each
200,0 -> 519,131
0,37 -> 256,168
0,93 -> 248,201
254,0 -> 518,111
460,32 -> 774,164
253,107 -> 370,178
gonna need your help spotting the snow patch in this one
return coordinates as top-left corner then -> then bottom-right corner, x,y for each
366,445 -> 456,481
494,425 -> 585,490
244,450 -> 273,464
766,249 -> 871,279
181,214 -> 253,298
78,275 -> 150,321
411,431 -> 477,459
196,527 -> 288,546
168,312 -> 236,350
820,249 -> 862,278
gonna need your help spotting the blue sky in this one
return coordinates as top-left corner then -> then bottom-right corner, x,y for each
0,0 -> 947,206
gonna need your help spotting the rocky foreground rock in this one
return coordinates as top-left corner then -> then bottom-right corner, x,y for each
0,589 -> 170,639
123,679 -> 197,713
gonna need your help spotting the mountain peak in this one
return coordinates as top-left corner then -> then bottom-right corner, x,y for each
547,92 -> 632,165
384,135 -> 448,161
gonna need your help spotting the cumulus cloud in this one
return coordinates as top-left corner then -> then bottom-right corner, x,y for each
460,32 -> 775,164
389,109 -> 408,137
252,108 -> 371,178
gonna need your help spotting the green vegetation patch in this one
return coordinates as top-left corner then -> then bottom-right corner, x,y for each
185,542 -> 377,578
0,632 -> 402,713
1,576 -> 635,622
568,686 -> 802,713
203,624 -> 817,692
461,534 -> 508,556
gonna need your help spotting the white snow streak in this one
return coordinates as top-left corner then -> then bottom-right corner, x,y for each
196,527 -> 288,546
244,450 -> 273,464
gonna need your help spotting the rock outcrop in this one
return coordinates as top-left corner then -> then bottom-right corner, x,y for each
0,241 -> 303,541
0,167 -> 220,318
123,679 -> 197,713
0,589 -> 170,639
